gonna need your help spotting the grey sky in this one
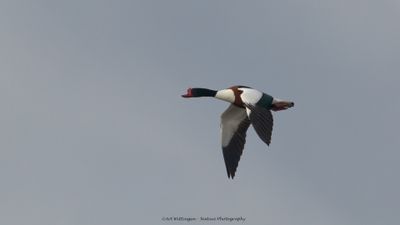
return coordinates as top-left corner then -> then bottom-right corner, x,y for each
1,1 -> 399,225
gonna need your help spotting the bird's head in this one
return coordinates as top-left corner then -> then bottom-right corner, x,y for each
181,88 -> 217,98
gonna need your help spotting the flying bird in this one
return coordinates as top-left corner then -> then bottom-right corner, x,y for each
182,85 -> 294,179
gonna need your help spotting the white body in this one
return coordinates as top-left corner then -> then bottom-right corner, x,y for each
215,88 -> 265,105
238,88 -> 263,105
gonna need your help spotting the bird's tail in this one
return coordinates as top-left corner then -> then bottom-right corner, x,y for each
271,99 -> 294,111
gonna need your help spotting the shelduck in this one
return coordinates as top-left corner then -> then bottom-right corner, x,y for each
182,85 -> 294,179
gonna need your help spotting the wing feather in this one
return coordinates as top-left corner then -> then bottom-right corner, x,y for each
220,104 -> 251,178
246,104 -> 274,146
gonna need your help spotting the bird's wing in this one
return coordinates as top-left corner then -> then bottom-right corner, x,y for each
245,104 -> 274,146
220,104 -> 251,179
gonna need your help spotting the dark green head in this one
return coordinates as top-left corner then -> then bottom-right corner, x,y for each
181,88 -> 217,98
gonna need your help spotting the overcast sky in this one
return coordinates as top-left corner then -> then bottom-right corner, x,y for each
1,1 -> 399,225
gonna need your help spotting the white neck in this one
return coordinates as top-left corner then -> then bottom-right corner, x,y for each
215,89 -> 235,103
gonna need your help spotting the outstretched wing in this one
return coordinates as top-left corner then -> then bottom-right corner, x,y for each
245,104 -> 274,146
220,104 -> 251,179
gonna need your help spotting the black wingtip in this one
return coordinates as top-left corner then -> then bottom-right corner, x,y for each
227,171 -> 235,179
